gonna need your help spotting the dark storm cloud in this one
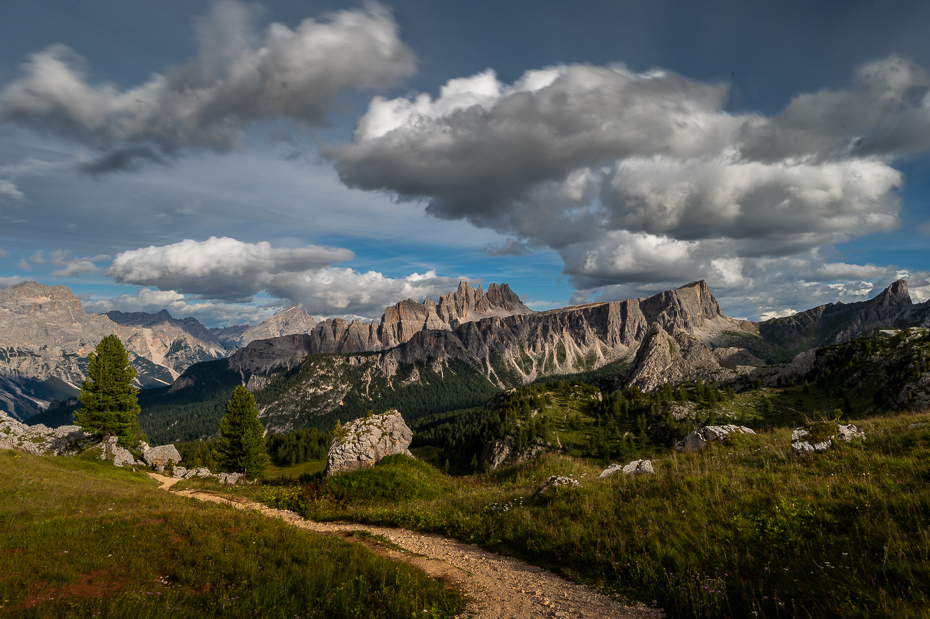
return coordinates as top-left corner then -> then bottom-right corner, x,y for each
0,1 -> 416,172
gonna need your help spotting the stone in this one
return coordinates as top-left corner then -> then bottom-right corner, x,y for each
324,410 -> 413,476
599,459 -> 655,478
909,422 -> 927,430
172,466 -> 188,479
0,411 -> 90,456
142,445 -> 182,470
533,475 -> 580,500
675,425 -> 755,452
183,467 -> 212,479
216,472 -> 243,485
791,422 -> 866,455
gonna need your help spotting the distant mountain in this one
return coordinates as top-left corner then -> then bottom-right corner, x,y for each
758,280 -> 929,353
237,306 -> 317,348
0,282 -> 319,420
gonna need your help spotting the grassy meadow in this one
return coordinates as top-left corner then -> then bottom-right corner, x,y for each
247,409 -> 930,618
0,450 -> 464,619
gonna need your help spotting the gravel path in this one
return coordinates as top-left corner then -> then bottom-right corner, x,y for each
149,473 -> 662,619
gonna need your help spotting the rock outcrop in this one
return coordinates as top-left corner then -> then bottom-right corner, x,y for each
791,422 -> 866,455
675,425 -> 756,452
480,436 -> 547,471
599,459 -> 655,478
533,475 -> 580,500
0,410 -> 90,455
324,410 -> 413,476
625,324 -> 742,392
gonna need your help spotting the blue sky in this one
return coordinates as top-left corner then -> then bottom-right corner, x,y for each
1,0 -> 929,326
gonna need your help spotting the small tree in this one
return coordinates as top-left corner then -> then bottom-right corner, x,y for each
215,386 -> 270,479
74,334 -> 141,452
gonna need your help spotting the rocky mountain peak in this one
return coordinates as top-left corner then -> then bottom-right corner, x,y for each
0,281 -> 88,321
237,305 -> 318,348
874,279 -> 912,307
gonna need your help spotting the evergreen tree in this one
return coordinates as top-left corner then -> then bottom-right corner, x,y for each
215,386 -> 270,478
75,334 -> 142,449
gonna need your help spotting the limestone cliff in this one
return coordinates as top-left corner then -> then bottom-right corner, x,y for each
231,280 -> 743,388
236,305 -> 317,347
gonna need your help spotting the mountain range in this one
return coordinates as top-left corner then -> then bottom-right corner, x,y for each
0,281 -> 318,419
3,277 -> 928,436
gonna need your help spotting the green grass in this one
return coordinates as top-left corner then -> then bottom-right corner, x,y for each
254,410 -> 930,618
0,450 -> 464,619
263,459 -> 326,481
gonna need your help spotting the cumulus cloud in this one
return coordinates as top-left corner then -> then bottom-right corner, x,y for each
26,249 -> 109,277
328,56 -> 930,318
0,0 -> 416,172
0,276 -> 23,288
103,237 -> 472,319
107,237 -> 353,301
267,268 -> 470,317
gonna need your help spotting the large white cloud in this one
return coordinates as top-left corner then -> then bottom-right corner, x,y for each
104,237 -> 473,320
106,237 -> 353,301
0,0 -> 416,172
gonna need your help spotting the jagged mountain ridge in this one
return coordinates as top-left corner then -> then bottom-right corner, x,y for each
758,279 -> 925,352
230,282 -> 533,374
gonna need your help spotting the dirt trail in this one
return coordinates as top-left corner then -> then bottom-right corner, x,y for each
148,473 -> 662,619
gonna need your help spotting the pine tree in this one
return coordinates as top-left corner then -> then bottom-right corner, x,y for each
74,334 -> 141,449
214,386 -> 270,479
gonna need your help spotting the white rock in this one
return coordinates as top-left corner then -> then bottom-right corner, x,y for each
324,410 -> 413,477
791,423 -> 865,456
675,425 -> 755,452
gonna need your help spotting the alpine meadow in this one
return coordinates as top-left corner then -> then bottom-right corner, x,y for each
2,1 -> 930,618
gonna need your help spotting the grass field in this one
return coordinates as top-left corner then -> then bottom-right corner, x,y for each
0,450 -> 463,618
251,409 -> 930,618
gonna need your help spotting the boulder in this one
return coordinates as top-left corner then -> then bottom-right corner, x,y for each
675,425 -> 755,452
216,472 -> 243,485
791,422 -> 866,455
142,445 -> 182,471
171,466 -> 188,479
599,459 -> 655,478
324,410 -> 413,477
533,475 -> 580,500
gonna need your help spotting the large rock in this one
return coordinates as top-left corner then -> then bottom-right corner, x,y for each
791,422 -> 866,455
324,410 -> 413,476
533,475 -> 580,500
599,459 -> 655,478
675,425 -> 755,452
142,444 -> 182,471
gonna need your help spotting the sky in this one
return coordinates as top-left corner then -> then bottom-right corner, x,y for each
1,0 -> 929,327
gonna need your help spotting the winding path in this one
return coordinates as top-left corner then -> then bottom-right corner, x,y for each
149,473 -> 662,619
